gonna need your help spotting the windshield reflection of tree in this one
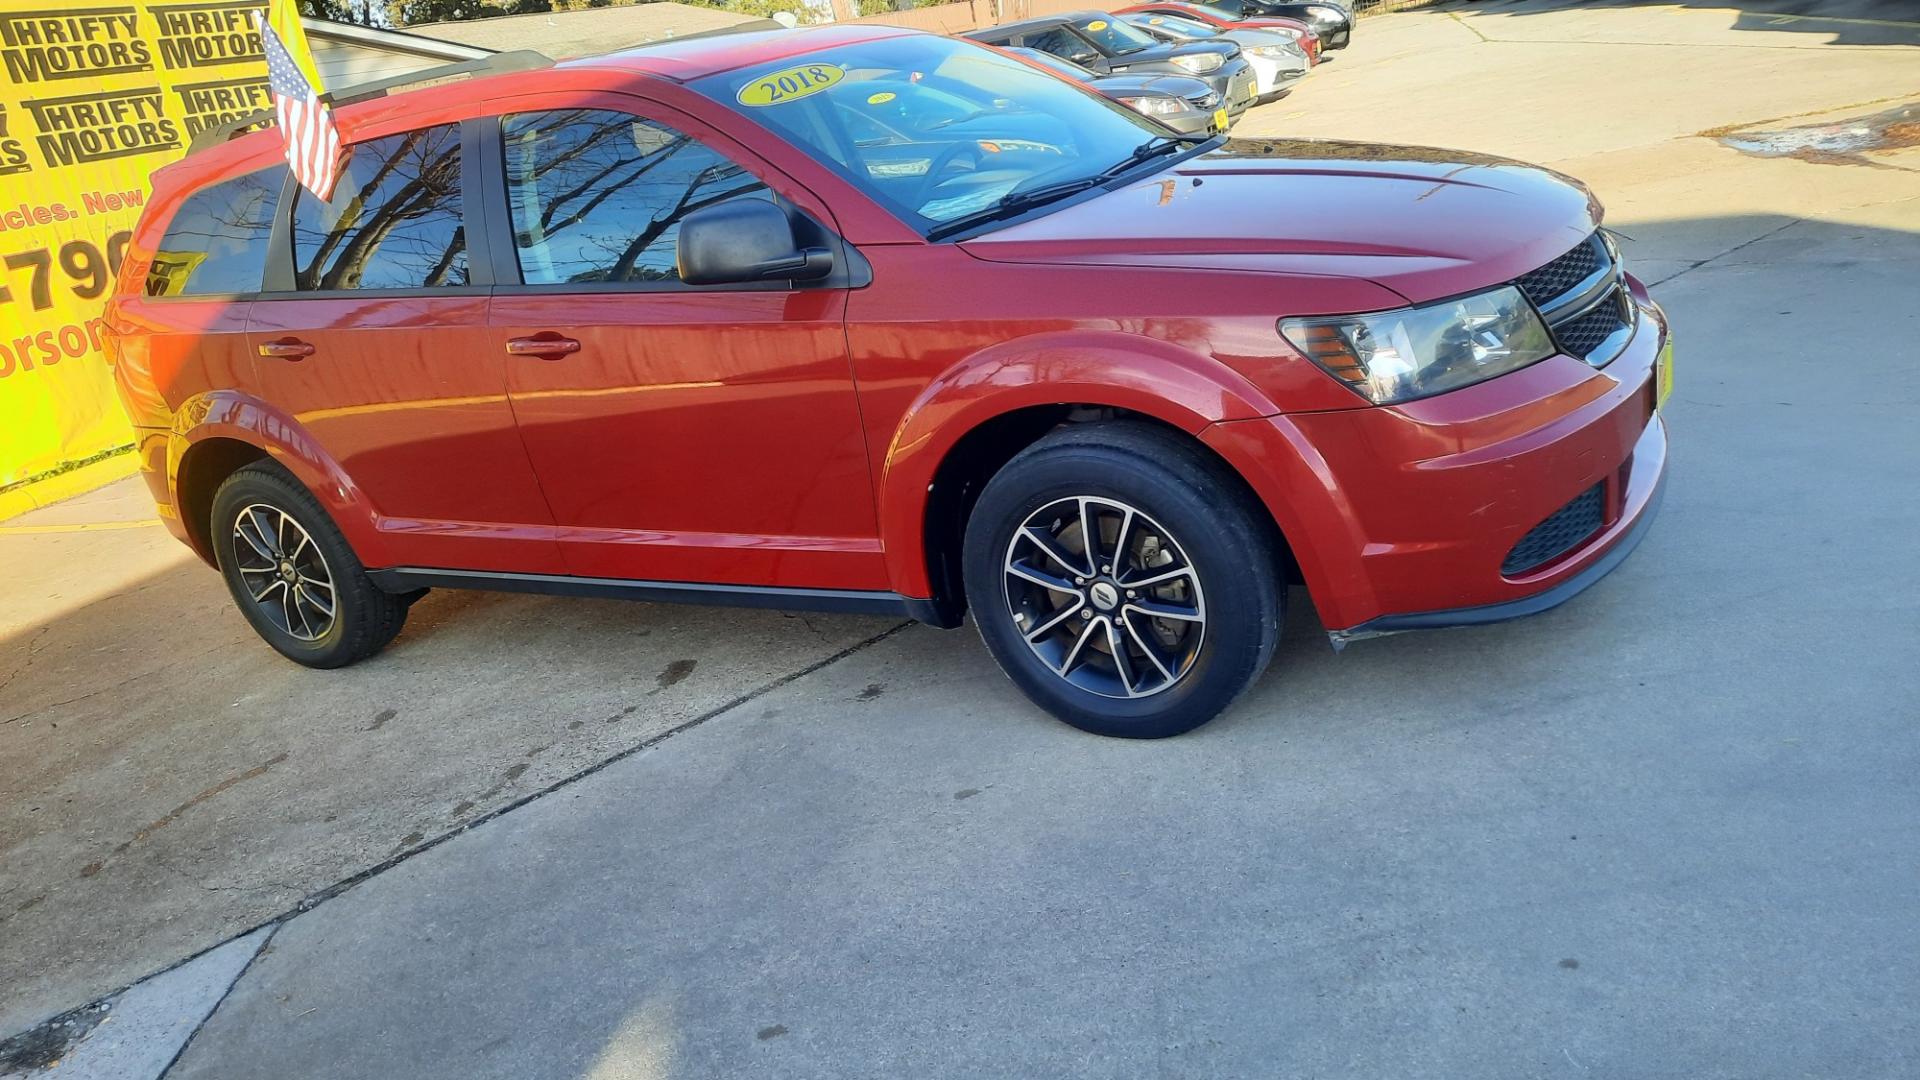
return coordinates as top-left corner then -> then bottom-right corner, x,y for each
512,110 -> 764,283
297,127 -> 466,291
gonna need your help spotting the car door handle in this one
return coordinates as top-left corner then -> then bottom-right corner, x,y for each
257,339 -> 314,360
505,335 -> 581,359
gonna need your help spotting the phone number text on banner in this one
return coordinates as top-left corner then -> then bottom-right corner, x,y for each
0,1 -> 311,487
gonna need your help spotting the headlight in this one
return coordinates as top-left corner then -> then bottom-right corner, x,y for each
1169,52 -> 1223,74
1304,4 -> 1344,22
1119,95 -> 1187,117
1279,286 -> 1555,404
1249,43 -> 1302,59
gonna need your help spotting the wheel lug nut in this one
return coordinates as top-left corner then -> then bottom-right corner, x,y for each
1074,576 -> 1086,585
1080,609 -> 1092,619
1101,565 -> 1110,573
1127,590 -> 1137,599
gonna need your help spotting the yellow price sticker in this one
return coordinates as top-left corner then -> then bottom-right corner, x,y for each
867,91 -> 897,105
1086,19 -> 1108,30
1150,16 -> 1164,23
737,63 -> 845,107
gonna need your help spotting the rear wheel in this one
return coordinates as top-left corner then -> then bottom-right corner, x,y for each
211,463 -> 407,668
962,422 -> 1282,738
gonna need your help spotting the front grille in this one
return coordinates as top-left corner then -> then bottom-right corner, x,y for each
1515,237 -> 1601,308
1554,291 -> 1632,359
1503,483 -> 1605,576
1512,231 -> 1633,365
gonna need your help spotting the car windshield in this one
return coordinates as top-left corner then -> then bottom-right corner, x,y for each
696,36 -> 1172,234
1072,16 -> 1160,54
1134,13 -> 1220,37
1193,0 -> 1247,18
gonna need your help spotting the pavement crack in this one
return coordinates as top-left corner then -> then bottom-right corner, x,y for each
0,638 -> 242,727
284,620 -> 914,915
0,626 -> 52,710
1648,217 -> 1806,287
1693,92 -> 1920,140
157,923 -> 280,1080
1447,11 -> 1489,43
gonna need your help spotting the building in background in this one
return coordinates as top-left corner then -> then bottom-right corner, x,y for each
304,18 -> 493,87
407,3 -> 771,58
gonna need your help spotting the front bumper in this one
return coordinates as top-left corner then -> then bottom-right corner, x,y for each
1159,105 -> 1219,135
1210,60 -> 1259,117
1202,279 -> 1670,639
1329,417 -> 1666,646
1313,19 -> 1350,49
1245,52 -> 1308,97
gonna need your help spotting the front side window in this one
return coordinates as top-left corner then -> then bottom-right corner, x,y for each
695,36 -> 1170,233
501,109 -> 770,285
1021,27 -> 1100,64
148,167 -> 283,296
291,124 -> 466,291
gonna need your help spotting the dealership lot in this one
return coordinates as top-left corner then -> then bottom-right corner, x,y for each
3,1 -> 1919,1074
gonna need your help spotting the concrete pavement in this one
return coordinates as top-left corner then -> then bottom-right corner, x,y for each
4,1 -> 1919,1075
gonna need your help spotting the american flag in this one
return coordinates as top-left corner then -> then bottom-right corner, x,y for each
256,10 -> 342,201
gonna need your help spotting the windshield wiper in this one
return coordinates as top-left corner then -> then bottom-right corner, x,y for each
925,134 -> 1207,241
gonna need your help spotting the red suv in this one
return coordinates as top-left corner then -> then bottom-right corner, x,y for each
107,26 -> 1671,738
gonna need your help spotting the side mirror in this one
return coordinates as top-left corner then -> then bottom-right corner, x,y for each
676,200 -> 833,286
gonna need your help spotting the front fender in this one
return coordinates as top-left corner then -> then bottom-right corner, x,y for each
172,390 -> 393,568
878,330 -> 1283,598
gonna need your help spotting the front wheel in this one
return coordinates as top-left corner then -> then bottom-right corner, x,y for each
962,422 -> 1283,738
211,463 -> 408,668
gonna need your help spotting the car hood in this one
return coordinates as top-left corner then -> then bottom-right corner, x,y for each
1223,28 -> 1293,47
1088,72 -> 1216,100
1105,39 -> 1236,70
959,137 -> 1602,305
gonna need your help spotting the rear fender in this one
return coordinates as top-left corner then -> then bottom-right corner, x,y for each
172,391 -> 391,567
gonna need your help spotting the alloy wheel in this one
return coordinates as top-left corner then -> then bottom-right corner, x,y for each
1002,495 -> 1207,699
231,503 -> 337,642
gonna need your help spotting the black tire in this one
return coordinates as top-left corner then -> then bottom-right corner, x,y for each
962,421 -> 1282,738
210,462 -> 407,669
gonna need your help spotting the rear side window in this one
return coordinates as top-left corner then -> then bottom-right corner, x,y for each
147,167 -> 283,297
501,109 -> 770,286
291,124 -> 467,291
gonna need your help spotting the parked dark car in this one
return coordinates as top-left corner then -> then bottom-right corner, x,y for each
1188,0 -> 1352,49
1002,46 -> 1230,135
965,12 -> 1259,120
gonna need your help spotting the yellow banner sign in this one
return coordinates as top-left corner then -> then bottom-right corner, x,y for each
0,0 -> 317,488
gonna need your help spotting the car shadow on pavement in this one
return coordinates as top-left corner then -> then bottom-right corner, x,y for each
1431,0 -> 1920,47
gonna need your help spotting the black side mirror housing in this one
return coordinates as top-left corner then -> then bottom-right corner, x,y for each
676,200 -> 833,286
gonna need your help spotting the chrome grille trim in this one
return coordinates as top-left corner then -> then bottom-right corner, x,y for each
1516,231 -> 1636,368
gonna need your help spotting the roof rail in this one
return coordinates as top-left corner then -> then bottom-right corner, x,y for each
329,49 -> 553,107
185,109 -> 276,155
183,49 -> 554,156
